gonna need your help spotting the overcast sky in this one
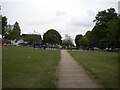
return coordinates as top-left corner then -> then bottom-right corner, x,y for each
0,0 -> 119,40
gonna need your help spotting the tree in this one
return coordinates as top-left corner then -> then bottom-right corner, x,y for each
62,34 -> 74,48
2,16 -> 7,38
2,16 -> 22,40
93,8 -> 117,26
12,22 -> 21,39
106,18 -> 120,49
0,15 -> 2,35
92,8 -> 118,49
4,24 -> 13,39
43,29 -> 62,45
85,31 -> 94,48
6,22 -> 21,40
74,8 -> 119,50
75,34 -> 83,48
78,37 -> 88,49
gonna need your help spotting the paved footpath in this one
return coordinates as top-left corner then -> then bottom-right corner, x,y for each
58,50 -> 101,88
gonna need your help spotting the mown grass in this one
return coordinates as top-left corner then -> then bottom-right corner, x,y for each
0,46 -> 2,88
3,46 -> 60,88
68,50 -> 118,88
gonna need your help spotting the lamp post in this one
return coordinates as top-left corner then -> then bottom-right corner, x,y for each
118,1 -> 120,14
0,5 -> 2,37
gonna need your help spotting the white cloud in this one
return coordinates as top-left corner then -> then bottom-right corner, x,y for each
1,0 -> 118,42
86,10 -> 95,17
68,18 -> 94,27
56,11 -> 66,16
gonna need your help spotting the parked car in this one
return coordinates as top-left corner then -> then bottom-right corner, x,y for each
113,48 -> 120,52
94,47 -> 99,50
34,44 -> 43,48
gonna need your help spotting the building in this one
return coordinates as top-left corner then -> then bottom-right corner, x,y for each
21,34 -> 42,44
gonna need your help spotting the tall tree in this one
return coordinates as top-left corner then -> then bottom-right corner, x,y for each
43,29 -> 62,45
0,15 -> 2,35
92,8 -> 118,49
78,37 -> 88,49
106,18 -> 120,49
8,22 -> 21,40
93,8 -> 117,26
62,34 -> 74,48
85,31 -> 94,48
75,34 -> 83,48
4,24 -> 13,39
2,16 -> 7,38
13,22 -> 21,37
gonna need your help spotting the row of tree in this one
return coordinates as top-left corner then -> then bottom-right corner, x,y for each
43,30 -> 74,48
75,8 -> 120,50
2,16 -> 21,40
2,8 -> 119,50
2,16 -> 73,47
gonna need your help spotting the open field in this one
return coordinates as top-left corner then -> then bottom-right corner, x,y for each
0,46 -> 2,89
68,50 -> 118,88
3,46 -> 60,88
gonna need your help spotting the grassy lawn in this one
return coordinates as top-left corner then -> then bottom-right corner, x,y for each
0,46 -> 2,88
3,46 -> 60,88
68,50 -> 118,88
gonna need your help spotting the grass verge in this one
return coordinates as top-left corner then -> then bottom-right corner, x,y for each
68,50 -> 118,88
0,46 -> 2,89
3,46 -> 60,88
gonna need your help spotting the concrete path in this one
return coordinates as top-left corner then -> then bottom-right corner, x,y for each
58,50 -> 101,88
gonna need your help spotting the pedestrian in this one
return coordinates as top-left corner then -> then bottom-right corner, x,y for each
33,43 -> 36,48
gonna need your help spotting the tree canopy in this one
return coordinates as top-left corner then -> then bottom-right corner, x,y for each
62,34 -> 74,48
78,37 -> 88,49
75,8 -> 119,50
2,16 -> 7,38
43,29 -> 62,45
92,8 -> 118,48
5,21 -> 21,40
75,34 -> 83,47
